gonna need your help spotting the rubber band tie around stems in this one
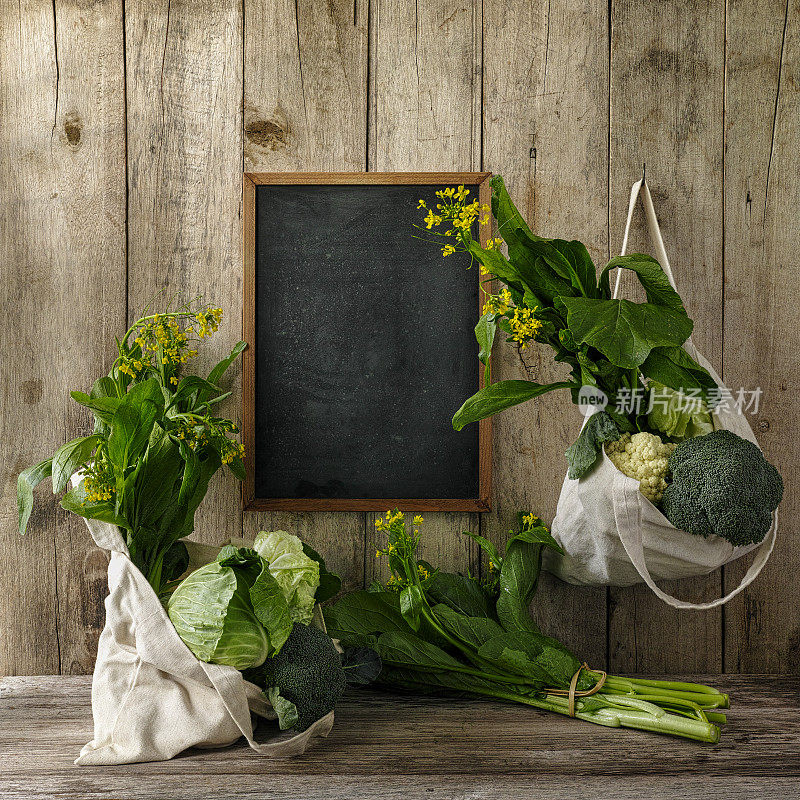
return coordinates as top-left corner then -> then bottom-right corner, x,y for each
547,663 -> 608,717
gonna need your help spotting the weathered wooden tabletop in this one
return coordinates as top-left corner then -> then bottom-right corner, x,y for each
1,675 -> 798,799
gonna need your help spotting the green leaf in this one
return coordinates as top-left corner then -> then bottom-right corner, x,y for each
478,631 -> 580,688
249,560 -> 294,654
70,391 -> 121,426
266,686 -> 300,731
490,176 -> 576,302
496,538 -> 546,635
400,584 -> 424,631
560,296 -> 693,369
51,435 -> 103,494
508,524 -> 564,555
91,376 -> 118,399
107,379 -> 164,471
551,239 -> 598,298
302,542 -> 342,603
466,240 -> 526,295
207,341 -> 247,389
565,410 -> 620,480
325,590 -> 410,648
376,630 -> 465,672
640,345 -> 717,396
599,253 -> 686,311
227,455 -> 246,481
60,480 -> 129,528
340,647 -> 383,686
462,530 -> 503,571
432,604 -> 504,649
453,380 -> 576,431
17,459 -> 52,535
161,540 -> 190,583
475,312 -> 497,368
426,572 -> 496,619
169,375 -> 224,409
267,686 -> 300,731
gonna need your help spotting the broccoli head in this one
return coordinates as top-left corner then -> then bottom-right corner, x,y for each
661,429 -> 783,546
261,622 -> 346,732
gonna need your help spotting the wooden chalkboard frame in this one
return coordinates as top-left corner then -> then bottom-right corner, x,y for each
242,172 -> 493,512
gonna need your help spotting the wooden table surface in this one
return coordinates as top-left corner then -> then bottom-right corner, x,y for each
1,675 -> 798,799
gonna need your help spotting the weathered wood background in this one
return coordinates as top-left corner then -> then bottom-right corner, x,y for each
1,0 -> 797,676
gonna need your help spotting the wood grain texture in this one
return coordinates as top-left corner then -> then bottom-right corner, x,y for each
481,0 -> 610,667
125,0 -> 244,551
242,0 -> 370,590
0,0 -> 125,675
2,0 -> 800,677
1,675 -> 798,799
607,0 -> 726,673
722,0 -> 800,672
369,0 -> 483,579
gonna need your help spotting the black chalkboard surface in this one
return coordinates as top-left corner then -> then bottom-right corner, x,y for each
242,173 -> 492,511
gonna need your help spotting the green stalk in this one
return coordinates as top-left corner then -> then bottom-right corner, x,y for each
460,684 -> 720,743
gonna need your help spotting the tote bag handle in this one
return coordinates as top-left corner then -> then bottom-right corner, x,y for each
609,179 -> 777,610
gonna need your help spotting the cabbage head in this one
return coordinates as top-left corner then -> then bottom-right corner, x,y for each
647,382 -> 715,441
168,546 -> 293,669
254,531 -> 320,625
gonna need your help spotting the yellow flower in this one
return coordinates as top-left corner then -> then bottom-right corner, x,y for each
417,199 -> 427,209
413,515 -> 423,525
170,376 -> 179,385
442,244 -> 456,257
509,306 -> 543,350
522,512 -> 541,528
485,287 -> 513,315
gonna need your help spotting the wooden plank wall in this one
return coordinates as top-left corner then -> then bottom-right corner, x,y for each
0,0 -> 797,676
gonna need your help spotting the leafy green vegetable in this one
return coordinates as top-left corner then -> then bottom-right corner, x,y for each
564,411 -> 621,480
416,177 -> 719,479
302,541 -> 342,603
167,547 -> 292,669
647,382 -> 714,441
254,531 -> 321,624
559,296 -> 693,369
328,510 -> 731,743
340,646 -> 383,686
18,300 -> 247,595
453,380 -> 578,431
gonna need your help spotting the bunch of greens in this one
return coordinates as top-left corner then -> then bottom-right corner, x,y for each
17,299 -> 247,594
169,530 -> 361,733
417,178 -> 719,479
326,511 -> 730,743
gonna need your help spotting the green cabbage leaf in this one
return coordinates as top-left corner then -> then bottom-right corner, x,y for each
647,381 -> 714,441
254,531 -> 320,625
167,547 -> 293,669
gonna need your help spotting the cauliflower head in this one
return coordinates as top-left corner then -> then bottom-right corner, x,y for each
605,431 -> 677,504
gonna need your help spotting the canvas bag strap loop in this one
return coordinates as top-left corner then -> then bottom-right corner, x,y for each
613,178 -> 678,297
613,470 -> 778,610
610,181 -> 777,608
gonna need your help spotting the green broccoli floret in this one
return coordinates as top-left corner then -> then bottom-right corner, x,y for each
661,429 -> 783,546
261,623 -> 346,732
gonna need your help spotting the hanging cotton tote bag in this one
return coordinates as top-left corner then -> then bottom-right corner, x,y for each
75,512 -> 334,766
545,178 -> 778,610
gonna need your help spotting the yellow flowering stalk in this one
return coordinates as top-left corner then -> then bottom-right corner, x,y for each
374,510 -> 435,593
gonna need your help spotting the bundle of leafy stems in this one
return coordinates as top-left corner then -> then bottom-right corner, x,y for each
326,512 -> 728,743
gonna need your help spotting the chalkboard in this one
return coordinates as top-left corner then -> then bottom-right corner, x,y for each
242,173 -> 492,511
